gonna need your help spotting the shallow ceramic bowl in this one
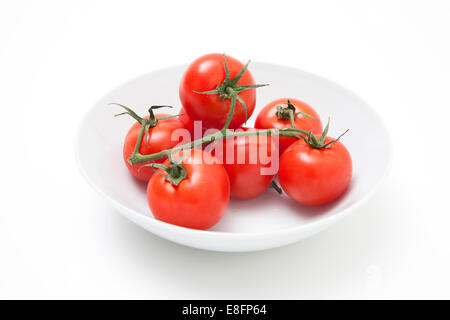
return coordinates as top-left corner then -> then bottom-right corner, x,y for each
76,62 -> 392,252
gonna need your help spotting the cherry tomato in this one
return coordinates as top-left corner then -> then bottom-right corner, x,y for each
278,137 -> 352,206
209,128 -> 278,200
179,107 -> 209,141
179,53 -> 257,129
255,98 -> 322,154
123,114 -> 186,182
179,107 -> 195,136
147,149 -> 230,230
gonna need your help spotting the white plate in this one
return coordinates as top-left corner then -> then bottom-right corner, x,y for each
76,62 -> 392,252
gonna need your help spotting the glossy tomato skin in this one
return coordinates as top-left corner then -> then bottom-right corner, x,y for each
179,107 -> 209,141
179,53 -> 256,129
179,107 -> 195,136
123,114 -> 186,182
255,98 -> 322,154
209,128 -> 278,200
278,137 -> 352,206
147,149 -> 230,230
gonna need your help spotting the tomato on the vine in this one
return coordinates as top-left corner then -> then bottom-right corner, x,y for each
209,128 -> 278,200
118,104 -> 187,182
255,98 -> 322,154
146,149 -> 230,230
179,53 -> 265,130
278,128 -> 352,206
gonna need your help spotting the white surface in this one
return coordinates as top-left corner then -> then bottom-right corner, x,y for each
1,0 -> 449,298
77,62 -> 391,252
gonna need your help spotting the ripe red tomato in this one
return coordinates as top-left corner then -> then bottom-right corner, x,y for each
123,114 -> 186,182
179,107 -> 195,135
179,53 -> 257,129
179,107 -> 210,141
209,128 -> 278,200
255,98 -> 322,154
278,136 -> 352,206
147,149 -> 230,230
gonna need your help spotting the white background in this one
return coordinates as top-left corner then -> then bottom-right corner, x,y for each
1,0 -> 449,299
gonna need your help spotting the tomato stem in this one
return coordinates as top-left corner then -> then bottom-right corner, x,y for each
111,103 -> 183,150
297,118 -> 349,149
270,180 -> 283,195
133,119 -> 147,154
221,87 -> 237,131
126,127 -> 309,165
140,159 -> 188,186
275,99 -> 316,129
288,109 -> 295,128
113,100 -> 336,167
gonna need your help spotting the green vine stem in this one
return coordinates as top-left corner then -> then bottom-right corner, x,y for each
126,127 -> 309,165
297,118 -> 349,149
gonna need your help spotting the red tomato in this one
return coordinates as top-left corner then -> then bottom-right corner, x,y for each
179,107 -> 209,141
278,137 -> 352,206
209,128 -> 278,200
147,149 -> 230,230
179,107 -> 195,135
179,53 -> 257,129
255,98 -> 322,154
123,114 -> 186,182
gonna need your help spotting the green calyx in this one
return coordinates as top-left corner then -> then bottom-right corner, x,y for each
298,119 -> 349,149
141,153 -> 188,186
110,103 -> 180,148
276,99 -> 316,129
275,100 -> 296,120
194,54 -> 268,130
